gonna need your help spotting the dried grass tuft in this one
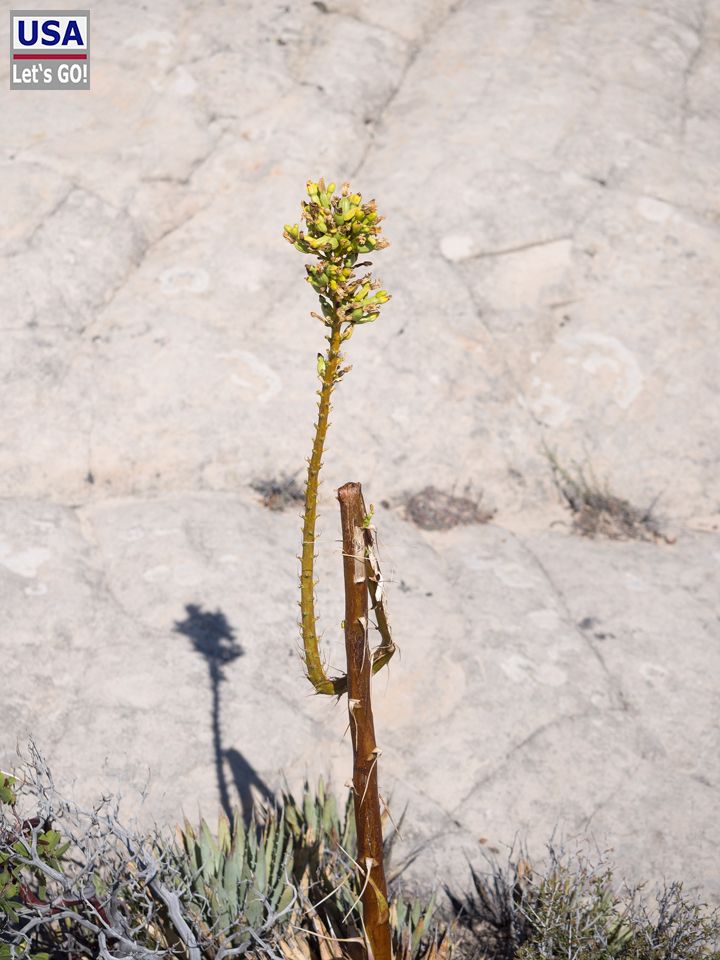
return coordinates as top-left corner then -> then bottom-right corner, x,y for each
545,451 -> 672,543
404,487 -> 494,532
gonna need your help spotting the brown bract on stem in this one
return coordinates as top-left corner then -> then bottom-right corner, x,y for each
338,481 -> 392,960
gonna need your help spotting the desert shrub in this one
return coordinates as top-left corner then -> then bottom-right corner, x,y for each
624,882 -> 720,960
0,754 -> 440,960
0,754 -> 210,960
4,754 -> 717,960
450,845 -> 720,960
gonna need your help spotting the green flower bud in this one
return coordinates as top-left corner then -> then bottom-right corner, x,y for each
285,178 -> 390,332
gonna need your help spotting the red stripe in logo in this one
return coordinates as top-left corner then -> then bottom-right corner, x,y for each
13,53 -> 87,60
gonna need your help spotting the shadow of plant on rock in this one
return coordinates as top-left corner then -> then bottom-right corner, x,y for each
174,603 -> 272,822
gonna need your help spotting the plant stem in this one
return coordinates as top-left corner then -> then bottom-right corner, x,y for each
338,481 -> 392,960
300,318 -> 345,695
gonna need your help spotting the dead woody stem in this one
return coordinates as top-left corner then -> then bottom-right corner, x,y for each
338,481 -> 392,960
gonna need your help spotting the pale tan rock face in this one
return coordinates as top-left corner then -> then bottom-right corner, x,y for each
1,0 -> 718,903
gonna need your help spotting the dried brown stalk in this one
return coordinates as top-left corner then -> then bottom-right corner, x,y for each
338,481 -> 393,960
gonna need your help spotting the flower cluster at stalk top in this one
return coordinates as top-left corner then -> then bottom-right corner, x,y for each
283,178 -> 391,327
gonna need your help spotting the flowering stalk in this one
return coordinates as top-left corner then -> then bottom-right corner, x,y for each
283,178 -> 393,697
284,178 -> 396,960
